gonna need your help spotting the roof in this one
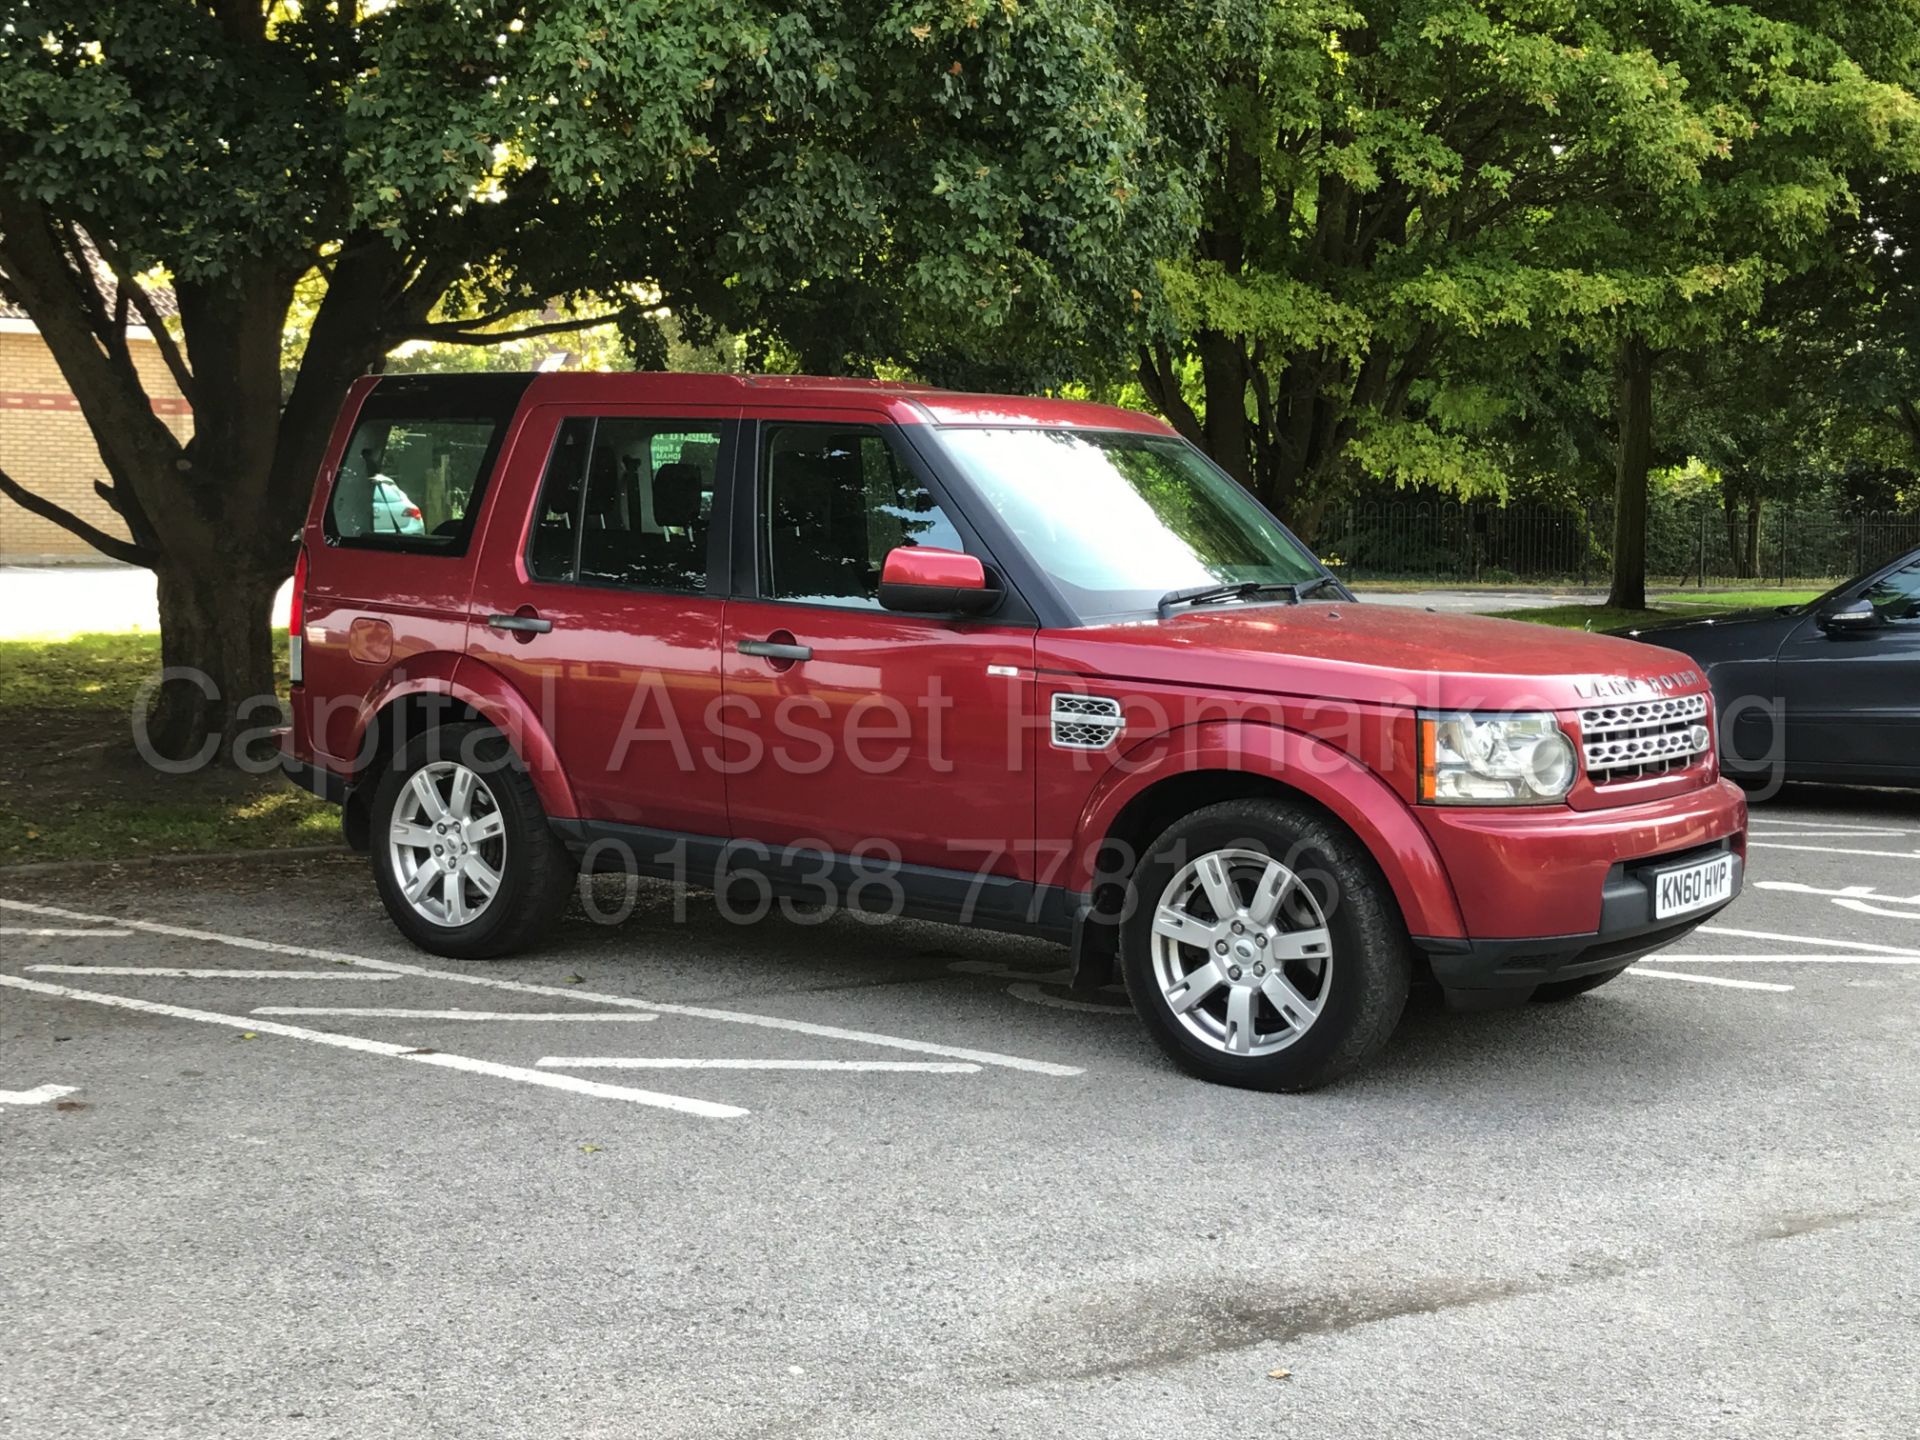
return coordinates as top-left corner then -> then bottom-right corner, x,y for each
366,369 -> 1174,434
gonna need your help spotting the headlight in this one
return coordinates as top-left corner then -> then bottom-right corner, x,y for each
1418,711 -> 1578,805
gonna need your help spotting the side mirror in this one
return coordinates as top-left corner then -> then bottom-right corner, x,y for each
878,546 -> 1000,615
1817,599 -> 1876,634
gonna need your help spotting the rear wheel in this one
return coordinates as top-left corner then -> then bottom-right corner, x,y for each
370,723 -> 575,958
1121,799 -> 1412,1092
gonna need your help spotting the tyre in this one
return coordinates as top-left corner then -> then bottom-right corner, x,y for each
1121,799 -> 1412,1092
1530,966 -> 1629,1002
369,722 -> 576,958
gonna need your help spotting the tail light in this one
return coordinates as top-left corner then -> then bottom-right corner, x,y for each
404,504 -> 422,520
289,544 -> 308,687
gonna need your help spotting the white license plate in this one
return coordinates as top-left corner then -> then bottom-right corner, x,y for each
1653,854 -> 1735,919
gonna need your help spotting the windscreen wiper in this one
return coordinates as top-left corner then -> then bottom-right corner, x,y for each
1291,574 -> 1340,602
1157,581 -> 1300,618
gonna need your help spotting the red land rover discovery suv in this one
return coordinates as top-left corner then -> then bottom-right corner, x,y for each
281,372 -> 1748,1091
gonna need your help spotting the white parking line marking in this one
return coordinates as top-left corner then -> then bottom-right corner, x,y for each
1747,842 -> 1920,861
25,966 -> 399,980
1752,818 -> 1920,835
251,1008 -> 661,1021
0,973 -> 745,1119
1756,882 -> 1919,901
1639,954 -> 1920,965
1831,899 -> 1920,921
538,1058 -> 980,1073
1628,967 -> 1794,992
0,899 -> 1084,1077
0,1083 -> 80,1105
1753,881 -> 1920,920
1699,925 -> 1920,956
0,927 -> 133,937
1750,830 -> 1913,841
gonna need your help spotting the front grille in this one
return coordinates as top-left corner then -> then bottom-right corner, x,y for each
1051,693 -> 1123,750
1579,693 -> 1711,786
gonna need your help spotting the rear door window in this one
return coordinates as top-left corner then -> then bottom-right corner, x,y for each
526,417 -> 723,593
327,415 -> 505,553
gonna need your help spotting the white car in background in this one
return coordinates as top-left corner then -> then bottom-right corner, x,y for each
370,477 -> 426,536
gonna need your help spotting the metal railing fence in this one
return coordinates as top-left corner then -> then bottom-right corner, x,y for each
1316,498 -> 1920,587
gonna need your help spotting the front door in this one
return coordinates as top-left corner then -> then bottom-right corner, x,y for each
718,419 -> 1041,907
1779,556 -> 1920,782
466,403 -> 739,833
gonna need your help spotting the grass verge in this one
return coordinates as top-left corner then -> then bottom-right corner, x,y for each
0,630 -> 337,865
1492,592 -> 1818,630
1657,590 -> 1821,611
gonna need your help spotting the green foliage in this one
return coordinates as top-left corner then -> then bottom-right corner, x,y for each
1117,0 -> 1920,529
0,1 -> 1172,745
4,0 -> 1918,663
1,2 -> 1168,356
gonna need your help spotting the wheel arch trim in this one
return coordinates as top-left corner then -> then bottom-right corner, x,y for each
1073,720 -> 1467,941
342,657 -> 578,820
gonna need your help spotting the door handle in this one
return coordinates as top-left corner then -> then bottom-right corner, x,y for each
737,638 -> 812,662
488,613 -> 553,634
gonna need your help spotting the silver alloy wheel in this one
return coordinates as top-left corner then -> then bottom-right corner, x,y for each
1149,847 -> 1333,1057
388,761 -> 508,927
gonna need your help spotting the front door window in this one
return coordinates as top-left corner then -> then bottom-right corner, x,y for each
759,424 -> 963,607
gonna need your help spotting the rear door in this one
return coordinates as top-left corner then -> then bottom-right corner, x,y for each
465,402 -> 740,833
1779,556 -> 1920,782
302,374 -> 529,769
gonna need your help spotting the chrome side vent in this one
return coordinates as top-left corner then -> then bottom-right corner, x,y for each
1051,693 -> 1123,750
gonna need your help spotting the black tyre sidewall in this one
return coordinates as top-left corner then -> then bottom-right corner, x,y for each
369,723 -> 570,959
1121,800 -> 1411,1092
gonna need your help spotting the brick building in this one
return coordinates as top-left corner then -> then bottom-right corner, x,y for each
0,293 -> 193,563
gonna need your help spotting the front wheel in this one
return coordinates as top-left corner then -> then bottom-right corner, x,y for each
1121,799 -> 1412,1092
370,723 -> 576,958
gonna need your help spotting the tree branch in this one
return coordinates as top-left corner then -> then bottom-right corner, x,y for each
93,233 -> 197,408
55,217 -> 128,365
1136,342 -> 1206,447
0,195 -> 182,483
0,465 -> 154,566
392,307 -> 646,345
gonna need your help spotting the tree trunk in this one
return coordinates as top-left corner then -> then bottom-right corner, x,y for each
1606,336 -> 1654,610
1723,490 -> 1744,577
1745,497 -> 1763,581
1197,331 -> 1253,486
144,559 -> 283,765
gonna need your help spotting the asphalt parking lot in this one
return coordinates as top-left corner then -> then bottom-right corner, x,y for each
4,787 -> 1918,1439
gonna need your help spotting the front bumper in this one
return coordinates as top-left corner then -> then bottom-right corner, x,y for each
1416,838 -> 1743,996
1412,778 -> 1748,998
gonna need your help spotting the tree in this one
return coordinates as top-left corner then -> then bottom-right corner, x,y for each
1113,0 -> 1758,537
1662,312 -> 1858,580
1587,4 -> 1920,608
1830,167 -> 1920,465
1104,0 -> 1920,604
0,1 -> 1163,758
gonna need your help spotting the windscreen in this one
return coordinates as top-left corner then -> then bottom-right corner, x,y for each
934,427 -> 1322,620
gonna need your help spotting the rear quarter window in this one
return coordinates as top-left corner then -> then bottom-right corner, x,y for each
325,415 -> 506,554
